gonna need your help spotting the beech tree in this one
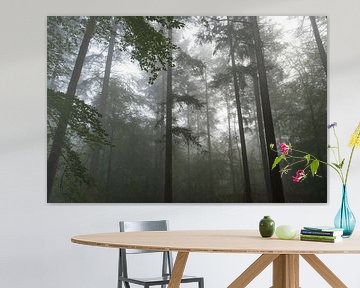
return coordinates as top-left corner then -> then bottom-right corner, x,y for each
48,16 -> 184,199
89,17 -> 117,179
48,16 -> 97,199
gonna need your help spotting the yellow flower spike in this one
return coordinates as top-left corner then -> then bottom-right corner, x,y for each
349,122 -> 360,148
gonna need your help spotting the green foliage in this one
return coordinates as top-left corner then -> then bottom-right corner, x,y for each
172,126 -> 201,147
197,16 -> 231,53
272,154 -> 285,170
47,16 -> 85,79
48,89 -> 110,146
47,16 -> 327,203
144,16 -> 185,29
176,50 -> 205,75
48,89 -> 110,191
333,159 -> 345,169
173,94 -> 204,109
310,159 -> 320,176
48,16 -> 186,86
211,68 -> 233,88
92,16 -> 114,44
62,140 -> 92,185
57,138 -> 96,202
121,16 -> 185,83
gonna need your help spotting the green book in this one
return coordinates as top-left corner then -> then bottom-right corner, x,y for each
300,236 -> 342,243
301,229 -> 343,237
300,234 -> 339,240
303,226 -> 344,233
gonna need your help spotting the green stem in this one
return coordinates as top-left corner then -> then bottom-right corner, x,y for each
333,127 -> 342,165
332,127 -> 346,181
287,148 -> 345,183
272,147 -> 338,171
330,147 -> 339,164
319,160 -> 344,183
345,146 -> 356,185
285,159 -> 307,168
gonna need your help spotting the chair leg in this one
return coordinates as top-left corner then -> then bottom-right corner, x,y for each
199,278 -> 204,288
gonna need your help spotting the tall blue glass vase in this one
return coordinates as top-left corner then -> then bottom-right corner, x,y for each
334,185 -> 356,237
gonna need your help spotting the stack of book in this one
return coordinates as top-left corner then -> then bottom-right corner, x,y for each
300,226 -> 344,243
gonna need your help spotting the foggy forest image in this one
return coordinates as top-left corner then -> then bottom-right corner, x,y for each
47,16 -> 327,203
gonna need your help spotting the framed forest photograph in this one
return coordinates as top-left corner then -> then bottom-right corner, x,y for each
47,16 -> 327,203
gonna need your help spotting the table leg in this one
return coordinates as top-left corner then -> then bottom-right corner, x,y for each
168,252 -> 189,288
229,253 -> 348,288
288,255 -> 299,288
272,254 -> 299,288
301,254 -> 347,288
228,254 -> 279,288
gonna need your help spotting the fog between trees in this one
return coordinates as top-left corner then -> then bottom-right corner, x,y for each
47,16 -> 327,203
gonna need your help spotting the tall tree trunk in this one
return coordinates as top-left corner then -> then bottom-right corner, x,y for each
250,16 -> 285,203
164,28 -> 173,203
225,94 -> 237,195
105,78 -> 118,193
196,111 -> 200,134
155,71 -> 166,201
309,16 -> 327,75
248,46 -> 272,200
105,127 -> 114,190
233,115 -> 243,193
98,19 -> 116,117
274,110 -> 283,143
186,108 -> 191,199
203,67 -> 214,196
47,16 -> 96,199
227,16 -> 252,202
90,17 -> 116,179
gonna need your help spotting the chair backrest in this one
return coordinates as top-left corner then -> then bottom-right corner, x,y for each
120,220 -> 168,232
119,220 -> 169,254
118,220 -> 174,282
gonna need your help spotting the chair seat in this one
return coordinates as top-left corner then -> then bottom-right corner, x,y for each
119,274 -> 203,286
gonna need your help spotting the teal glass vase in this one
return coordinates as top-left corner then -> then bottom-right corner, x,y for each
334,185 -> 356,237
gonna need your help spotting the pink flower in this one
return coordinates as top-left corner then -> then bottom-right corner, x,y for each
297,169 -> 305,174
292,170 -> 306,183
279,143 -> 289,155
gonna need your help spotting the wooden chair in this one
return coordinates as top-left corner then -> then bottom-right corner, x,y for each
118,220 -> 204,288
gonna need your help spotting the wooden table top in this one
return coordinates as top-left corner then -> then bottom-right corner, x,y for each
71,230 -> 360,254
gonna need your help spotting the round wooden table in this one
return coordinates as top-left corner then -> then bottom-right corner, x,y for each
72,230 -> 360,288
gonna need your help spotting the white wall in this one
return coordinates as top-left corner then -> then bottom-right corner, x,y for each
1,0 -> 360,287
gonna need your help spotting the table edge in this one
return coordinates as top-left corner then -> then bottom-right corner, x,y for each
71,236 -> 360,255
